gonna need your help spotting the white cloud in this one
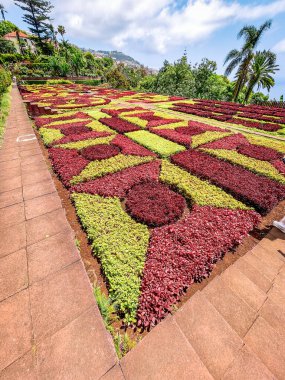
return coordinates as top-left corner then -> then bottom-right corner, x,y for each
8,0 -> 285,54
273,38 -> 285,52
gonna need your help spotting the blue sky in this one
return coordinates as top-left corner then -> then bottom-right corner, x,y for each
3,0 -> 285,98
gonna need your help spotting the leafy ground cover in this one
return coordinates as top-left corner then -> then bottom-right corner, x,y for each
24,84 -> 285,328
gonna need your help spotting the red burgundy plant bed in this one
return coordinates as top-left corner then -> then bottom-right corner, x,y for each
125,181 -> 186,227
171,149 -> 285,214
71,161 -> 161,198
137,206 -> 260,327
99,117 -> 140,132
81,144 -> 120,161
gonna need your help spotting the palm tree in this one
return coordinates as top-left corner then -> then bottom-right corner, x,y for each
0,3 -> 7,20
224,20 -> 272,102
244,50 -> 279,103
57,25 -> 66,43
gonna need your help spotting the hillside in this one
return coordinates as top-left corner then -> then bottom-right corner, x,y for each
82,48 -> 142,67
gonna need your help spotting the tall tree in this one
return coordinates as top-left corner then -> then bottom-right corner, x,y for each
57,25 -> 66,43
0,4 -> 7,20
14,0 -> 53,49
224,20 -> 272,102
244,50 -> 279,103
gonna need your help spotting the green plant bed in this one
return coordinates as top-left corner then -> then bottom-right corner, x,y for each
126,130 -> 186,157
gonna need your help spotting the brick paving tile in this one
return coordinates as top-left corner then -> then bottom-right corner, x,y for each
0,165 -> 21,180
0,249 -> 28,302
0,351 -> 37,380
221,266 -> 267,312
27,231 -> 80,284
268,283 -> 285,302
174,291 -> 243,378
274,272 -> 285,288
244,317 -> 285,379
0,175 -> 22,194
19,148 -> 41,158
251,245 -> 284,272
21,154 -> 44,166
30,261 -> 95,341
121,316 -> 213,380
202,276 -> 256,338
21,160 -> 48,174
26,209 -> 71,246
241,250 -> 277,282
0,188 -> 23,209
24,192 -> 62,220
233,257 -> 272,292
0,222 -> 26,258
0,203 -> 25,230
101,365 -> 125,380
222,346 -> 276,380
260,296 -> 285,336
0,152 -> 20,162
259,229 -> 285,262
36,306 -> 117,380
0,158 -> 21,169
0,290 -> 32,371
22,168 -> 52,187
23,179 -> 56,201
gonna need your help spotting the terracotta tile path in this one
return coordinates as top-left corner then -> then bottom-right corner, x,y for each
0,86 -> 285,379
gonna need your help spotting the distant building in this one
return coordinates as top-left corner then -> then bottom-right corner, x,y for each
3,31 -> 36,53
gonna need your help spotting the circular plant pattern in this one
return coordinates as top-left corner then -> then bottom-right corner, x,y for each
126,181 -> 186,227
81,144 -> 120,161
62,125 -> 90,136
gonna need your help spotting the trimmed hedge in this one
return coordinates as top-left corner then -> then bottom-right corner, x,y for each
126,130 -> 186,157
72,193 -> 149,323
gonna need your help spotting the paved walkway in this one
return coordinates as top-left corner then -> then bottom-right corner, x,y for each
0,87 -> 118,379
1,87 -> 285,379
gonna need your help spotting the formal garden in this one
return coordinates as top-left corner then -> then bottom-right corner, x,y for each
18,83 -> 285,335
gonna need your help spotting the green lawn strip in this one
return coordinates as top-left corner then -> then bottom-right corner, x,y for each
55,135 -> 114,150
191,131 -> 233,148
39,127 -> 64,146
202,148 -> 285,184
72,193 -> 149,323
126,130 -> 186,157
160,160 -> 250,210
71,155 -> 154,184
0,86 -> 11,143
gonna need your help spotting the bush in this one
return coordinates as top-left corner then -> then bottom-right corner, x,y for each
0,85 -> 11,142
46,79 -> 73,85
0,67 -> 11,94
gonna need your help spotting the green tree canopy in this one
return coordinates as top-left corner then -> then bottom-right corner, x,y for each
14,0 -> 53,50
